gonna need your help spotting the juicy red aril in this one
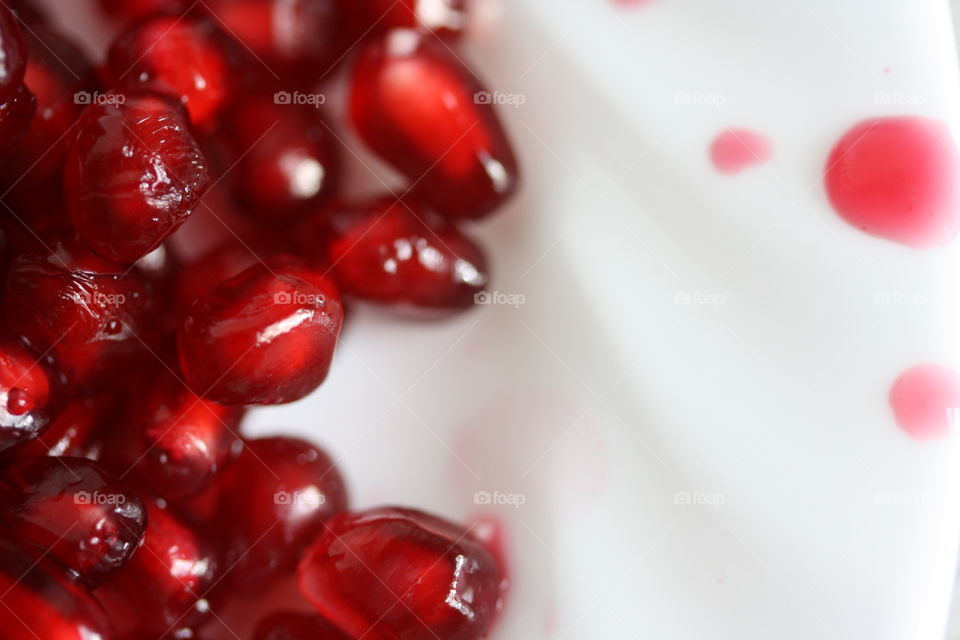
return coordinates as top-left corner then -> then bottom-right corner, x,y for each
173,240 -> 260,318
253,610 -> 349,640
0,456 -> 146,587
65,92 -> 211,264
0,534 -> 113,640
106,367 -> 244,500
215,437 -> 348,588
98,498 -> 217,638
345,0 -> 468,40
298,507 -> 503,640
0,5 -> 26,104
217,92 -> 340,223
0,334 -> 62,453
329,197 -> 488,309
177,256 -> 344,405
0,25 -> 97,216
0,82 -> 35,156
15,391 -> 112,459
201,0 -> 343,82
350,30 -> 518,219
107,16 -> 245,130
3,234 -> 155,387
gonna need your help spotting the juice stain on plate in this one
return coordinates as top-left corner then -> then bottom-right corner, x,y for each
824,117 -> 960,248
889,363 -> 960,440
710,128 -> 772,175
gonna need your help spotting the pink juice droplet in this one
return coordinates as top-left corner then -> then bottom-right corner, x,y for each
824,117 -> 960,249
710,128 -> 772,175
889,363 -> 960,440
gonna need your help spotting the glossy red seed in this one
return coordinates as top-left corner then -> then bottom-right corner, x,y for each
202,0 -> 343,82
350,30 -> 518,219
329,197 -> 488,309
345,0 -> 468,40
0,26 -> 97,215
299,507 -> 503,640
217,93 -> 340,223
253,610 -> 349,640
3,235 -> 156,387
0,82 -> 35,156
0,334 -> 62,453
107,367 -> 244,500
98,499 -> 217,638
177,256 -> 344,405
107,16 -> 245,130
0,456 -> 146,587
215,437 -> 348,589
0,534 -> 114,640
15,392 -> 113,459
65,92 -> 211,264
173,241 -> 260,318
0,5 -> 26,104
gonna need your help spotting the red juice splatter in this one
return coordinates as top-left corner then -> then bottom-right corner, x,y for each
824,117 -> 960,249
710,128 -> 772,175
889,363 -> 960,440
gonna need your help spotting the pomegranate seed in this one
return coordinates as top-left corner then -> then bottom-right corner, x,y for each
0,25 -> 96,216
0,334 -> 63,454
349,30 -> 518,219
202,0 -> 343,82
3,234 -> 156,387
107,15 -> 246,130
328,197 -> 488,309
345,0 -> 468,40
177,256 -> 344,405
0,5 -> 26,104
253,610 -> 349,639
15,391 -> 113,459
0,456 -> 146,587
98,498 -> 217,638
0,83 -> 35,156
0,534 -> 113,639
174,241 -> 261,318
105,367 -> 245,500
65,92 -> 211,264
298,507 -> 503,640
217,92 -> 341,223
215,437 -> 348,588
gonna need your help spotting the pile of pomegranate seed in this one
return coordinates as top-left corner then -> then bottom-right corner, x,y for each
0,1 -> 517,638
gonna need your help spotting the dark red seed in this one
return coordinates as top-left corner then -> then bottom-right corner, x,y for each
3,234 -> 156,388
215,437 -> 347,589
349,30 -> 518,219
298,507 -> 503,640
217,92 -> 340,223
107,16 -> 246,130
0,456 -> 146,588
173,241 -> 261,318
106,367 -> 245,500
98,498 -> 217,638
202,0 -> 344,82
177,256 -> 344,405
0,334 -> 63,453
328,197 -> 488,309
253,610 -> 349,640
0,82 -> 35,156
65,92 -> 211,264
0,5 -> 26,104
345,0 -> 468,40
15,391 -> 113,459
0,533 -> 114,640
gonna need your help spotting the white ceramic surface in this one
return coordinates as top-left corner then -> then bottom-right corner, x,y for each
41,0 -> 960,638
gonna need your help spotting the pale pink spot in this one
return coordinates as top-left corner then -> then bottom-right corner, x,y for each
611,0 -> 652,7
824,117 -> 960,248
710,128 -> 772,175
883,67 -> 892,74
889,363 -> 960,440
